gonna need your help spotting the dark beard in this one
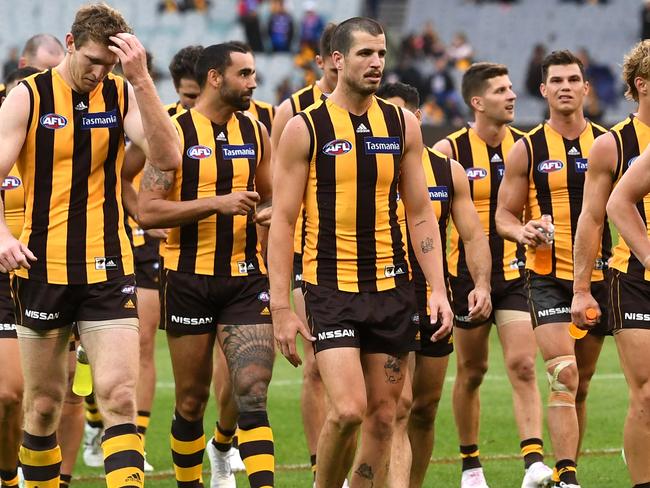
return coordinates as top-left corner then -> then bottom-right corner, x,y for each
221,85 -> 251,111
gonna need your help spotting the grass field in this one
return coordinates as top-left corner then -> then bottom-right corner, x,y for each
66,329 -> 632,487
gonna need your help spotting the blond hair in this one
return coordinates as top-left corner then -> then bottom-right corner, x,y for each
71,3 -> 132,48
622,40 -> 650,102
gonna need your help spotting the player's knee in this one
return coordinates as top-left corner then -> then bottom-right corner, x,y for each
458,360 -> 488,389
302,357 -> 322,385
507,354 -> 536,384
330,399 -> 366,434
97,382 -> 137,418
234,376 -> 270,412
365,403 -> 398,441
0,383 -> 23,418
410,393 -> 442,429
175,382 -> 210,420
546,355 -> 578,407
25,392 -> 63,428
631,377 -> 650,413
395,392 -> 412,424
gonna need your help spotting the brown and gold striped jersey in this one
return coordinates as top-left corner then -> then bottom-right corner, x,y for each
16,69 -> 133,284
165,101 -> 186,117
608,114 -> 650,279
164,109 -> 266,277
299,96 -> 408,292
523,121 -> 610,281
247,99 -> 275,135
409,148 -> 454,313
446,125 -> 525,281
2,165 -> 25,239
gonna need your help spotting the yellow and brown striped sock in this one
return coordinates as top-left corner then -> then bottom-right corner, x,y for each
84,394 -> 103,429
170,410 -> 204,487
212,422 -> 235,453
555,459 -> 578,486
460,444 -> 481,471
520,437 -> 544,469
237,411 -> 274,488
101,423 -> 144,488
136,411 -> 151,447
310,454 -> 317,481
0,468 -> 19,487
19,432 -> 61,488
59,473 -> 72,487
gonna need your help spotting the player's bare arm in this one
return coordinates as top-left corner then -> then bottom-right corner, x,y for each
607,144 -> 650,270
269,98 -> 293,168
571,132 -> 617,327
399,110 -> 453,339
121,142 -> 146,221
449,159 -> 492,323
253,123 -> 273,227
496,139 -> 550,246
0,84 -> 36,271
432,138 -> 453,158
268,115 -> 315,367
111,32 -> 181,171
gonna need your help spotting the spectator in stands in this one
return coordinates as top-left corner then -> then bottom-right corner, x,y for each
525,43 -> 546,99
385,57 -> 425,101
577,47 -> 617,108
299,1 -> 325,52
268,0 -> 294,52
448,31 -> 473,71
641,0 -> 650,40
157,0 -> 210,13
2,47 -> 18,80
238,0 -> 264,52
421,22 -> 446,58
424,55 -> 464,125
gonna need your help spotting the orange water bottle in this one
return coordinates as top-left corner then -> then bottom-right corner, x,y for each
535,214 -> 554,275
569,307 -> 598,340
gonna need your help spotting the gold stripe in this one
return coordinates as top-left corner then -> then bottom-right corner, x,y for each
174,465 -> 204,483
460,449 -> 480,458
237,425 -> 273,443
521,444 -> 543,456
19,446 -> 61,466
241,453 -> 275,472
170,435 -> 205,455
102,433 -> 143,458
24,479 -> 59,488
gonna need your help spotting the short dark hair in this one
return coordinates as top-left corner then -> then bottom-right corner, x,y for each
318,23 -> 337,57
461,62 -> 509,108
376,82 -> 420,110
5,66 -> 40,86
168,45 -> 204,88
541,49 -> 585,82
21,34 -> 64,59
330,17 -> 384,56
70,3 -> 132,48
195,42 -> 251,88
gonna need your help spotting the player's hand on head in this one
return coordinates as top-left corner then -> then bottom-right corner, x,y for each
428,291 -> 453,341
108,33 -> 148,84
214,191 -> 260,216
273,308 -> 314,367
467,286 -> 492,323
0,235 -> 36,273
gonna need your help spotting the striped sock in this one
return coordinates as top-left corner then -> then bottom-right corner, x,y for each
136,411 -> 151,447
84,394 -> 103,429
170,410 -> 204,487
460,444 -> 481,471
0,469 -> 19,487
238,411 -> 274,488
310,454 -> 317,481
102,423 -> 144,488
59,473 -> 72,487
212,423 -> 235,453
19,432 -> 61,488
520,437 -> 544,469
633,484 -> 650,488
555,459 -> 578,485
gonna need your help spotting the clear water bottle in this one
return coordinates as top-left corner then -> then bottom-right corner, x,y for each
72,345 -> 93,397
535,214 -> 554,275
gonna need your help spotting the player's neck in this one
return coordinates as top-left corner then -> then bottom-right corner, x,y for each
635,100 -> 650,126
329,85 -> 373,116
546,109 -> 587,139
57,56 -> 86,94
316,77 -> 333,95
471,116 -> 508,147
195,98 -> 236,126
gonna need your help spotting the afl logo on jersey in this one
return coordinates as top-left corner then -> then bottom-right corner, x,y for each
466,167 -> 488,180
1,176 -> 21,190
40,113 -> 67,129
187,145 -> 213,159
628,156 -> 638,168
537,160 -> 564,173
322,139 -> 352,156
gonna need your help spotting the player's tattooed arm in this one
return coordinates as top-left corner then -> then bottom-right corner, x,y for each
420,236 -> 434,253
141,161 -> 174,193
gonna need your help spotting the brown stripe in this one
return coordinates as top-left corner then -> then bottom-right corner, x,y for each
239,114 -> 261,270
171,449 -> 205,468
213,120 -> 234,275
104,450 -> 145,473
176,111 -> 200,273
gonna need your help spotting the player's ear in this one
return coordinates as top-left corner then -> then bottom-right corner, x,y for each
332,51 -> 344,71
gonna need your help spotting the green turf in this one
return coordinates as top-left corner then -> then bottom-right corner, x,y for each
69,330 -> 631,487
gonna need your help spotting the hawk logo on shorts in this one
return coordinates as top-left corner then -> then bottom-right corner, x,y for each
95,257 -> 118,271
1,176 -> 21,190
537,160 -> 564,173
322,139 -> 353,156
509,258 -> 525,270
40,113 -> 67,129
237,261 -> 257,275
594,258 -> 606,270
384,263 -> 407,278
258,291 -> 270,303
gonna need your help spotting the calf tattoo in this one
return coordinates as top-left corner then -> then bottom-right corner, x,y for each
384,355 -> 403,384
355,463 -> 374,485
